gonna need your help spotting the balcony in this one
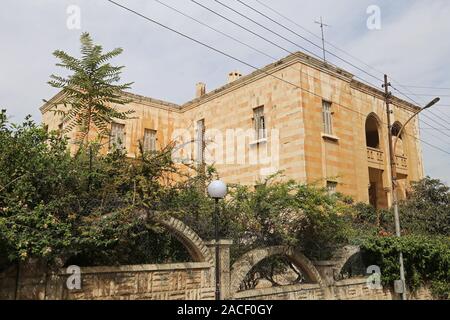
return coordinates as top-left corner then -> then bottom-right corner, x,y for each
395,154 -> 408,174
367,147 -> 384,169
367,147 -> 408,173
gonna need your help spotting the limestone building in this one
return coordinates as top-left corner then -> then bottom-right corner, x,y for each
40,52 -> 424,209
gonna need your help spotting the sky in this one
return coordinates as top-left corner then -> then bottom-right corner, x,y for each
1,0 -> 449,183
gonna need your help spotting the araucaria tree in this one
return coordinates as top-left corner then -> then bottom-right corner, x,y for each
47,32 -> 134,146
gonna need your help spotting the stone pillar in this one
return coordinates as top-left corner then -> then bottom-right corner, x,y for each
313,260 -> 339,300
0,265 -> 19,300
206,240 -> 233,300
16,258 -> 48,300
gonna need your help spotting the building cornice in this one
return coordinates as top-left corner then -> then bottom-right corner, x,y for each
180,52 -> 353,112
39,51 -> 420,116
39,90 -> 67,114
179,51 -> 419,113
350,80 -> 420,112
39,90 -> 181,115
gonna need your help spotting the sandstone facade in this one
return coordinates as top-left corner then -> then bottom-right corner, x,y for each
40,52 -> 424,208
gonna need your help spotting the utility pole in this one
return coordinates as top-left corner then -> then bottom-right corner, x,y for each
383,74 -> 407,300
315,16 -> 329,62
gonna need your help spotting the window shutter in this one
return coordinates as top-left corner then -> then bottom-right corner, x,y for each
196,119 -> 205,163
144,129 -> 157,152
110,123 -> 125,150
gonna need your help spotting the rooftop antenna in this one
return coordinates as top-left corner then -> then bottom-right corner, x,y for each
314,16 -> 330,62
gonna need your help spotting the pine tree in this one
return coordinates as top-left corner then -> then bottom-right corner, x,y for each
46,32 -> 134,147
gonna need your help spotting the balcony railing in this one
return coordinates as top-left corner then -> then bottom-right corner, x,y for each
367,147 -> 384,168
367,147 -> 408,173
395,154 -> 408,173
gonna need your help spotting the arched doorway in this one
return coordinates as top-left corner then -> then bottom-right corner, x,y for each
391,121 -> 408,200
365,114 -> 381,149
365,114 -> 388,209
391,121 -> 405,156
230,246 -> 323,298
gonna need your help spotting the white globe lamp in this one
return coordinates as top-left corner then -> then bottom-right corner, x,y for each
207,180 -> 227,199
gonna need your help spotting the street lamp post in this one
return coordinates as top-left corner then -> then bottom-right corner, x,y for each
207,180 -> 227,301
386,88 -> 439,300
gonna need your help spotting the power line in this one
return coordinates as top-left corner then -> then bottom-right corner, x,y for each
153,0 -> 277,62
234,0 -> 385,85
247,0 -> 450,129
407,93 -> 450,98
238,0 -> 450,132
105,0 -> 450,158
235,0 -> 450,134
214,0 -> 385,85
252,0 -> 387,79
251,0 -> 449,102
239,0 -> 450,132
152,0 -> 414,120
390,82 -> 450,127
189,0 -> 319,62
390,86 -> 450,129
399,85 -> 450,90
418,126 -> 450,148
418,138 -> 450,156
421,128 -> 450,131
192,0 -> 408,121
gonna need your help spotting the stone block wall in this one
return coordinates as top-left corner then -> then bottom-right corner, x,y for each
0,242 -> 436,301
0,262 -> 215,300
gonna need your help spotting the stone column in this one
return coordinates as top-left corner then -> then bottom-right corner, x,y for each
313,260 -> 339,300
206,239 -> 233,300
0,265 -> 19,300
16,258 -> 48,300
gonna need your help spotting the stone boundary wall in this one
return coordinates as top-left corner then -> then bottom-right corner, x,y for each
0,265 -> 433,300
0,259 -> 435,301
234,278 -> 433,301
0,242 -> 435,300
0,262 -> 215,300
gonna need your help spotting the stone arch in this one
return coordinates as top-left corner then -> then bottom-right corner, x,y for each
365,112 -> 383,149
229,246 -> 323,295
330,246 -> 361,280
392,121 -> 407,156
136,208 -> 214,264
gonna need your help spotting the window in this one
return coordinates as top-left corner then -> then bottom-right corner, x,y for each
327,181 -> 338,195
57,122 -> 64,137
322,100 -> 333,135
196,119 -> 205,164
253,106 -> 266,140
110,122 -> 125,150
143,129 -> 157,152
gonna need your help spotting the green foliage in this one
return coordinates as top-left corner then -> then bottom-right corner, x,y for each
0,110 -> 192,267
46,32 -> 134,146
360,235 -> 450,299
224,176 -> 356,260
398,177 -> 450,236
1,107 -> 449,298
352,178 -> 450,299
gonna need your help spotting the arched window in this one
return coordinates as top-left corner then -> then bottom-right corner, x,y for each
391,122 -> 402,137
391,121 -> 405,156
365,114 -> 381,149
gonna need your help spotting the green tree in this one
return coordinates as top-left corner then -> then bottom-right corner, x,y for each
0,110 -> 189,268
46,32 -> 134,146
224,176 -> 356,261
361,235 -> 450,299
398,177 -> 450,236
